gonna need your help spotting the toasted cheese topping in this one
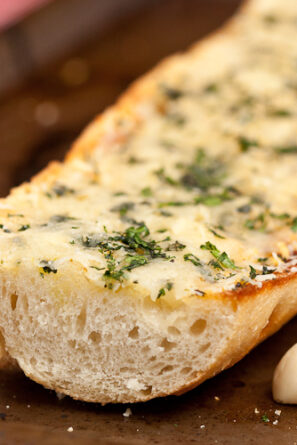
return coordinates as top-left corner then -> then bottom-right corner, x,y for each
1,0 -> 297,301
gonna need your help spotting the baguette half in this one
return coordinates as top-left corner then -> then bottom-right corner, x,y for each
1,0 -> 297,404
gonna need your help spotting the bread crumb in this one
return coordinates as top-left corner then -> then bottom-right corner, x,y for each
200,425 -> 205,429
126,378 -> 145,391
275,409 -> 281,416
56,391 -> 65,400
27,405 -> 31,408
254,408 -> 259,414
5,406 -> 10,409
273,420 -> 278,425
214,396 -> 220,401
123,408 -> 132,418
67,427 -> 73,432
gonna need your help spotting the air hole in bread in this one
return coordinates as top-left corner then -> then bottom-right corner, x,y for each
77,306 -> 86,332
159,365 -> 173,375
167,326 -> 181,336
120,367 -> 133,373
200,342 -> 211,353
160,338 -> 176,351
22,295 -> 28,311
128,326 -> 139,339
68,339 -> 76,348
141,386 -> 152,396
30,357 -> 36,366
181,366 -> 193,375
190,319 -> 206,336
88,331 -> 101,343
10,293 -> 18,311
149,355 -> 156,362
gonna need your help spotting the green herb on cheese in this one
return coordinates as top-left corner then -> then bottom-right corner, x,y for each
111,202 -> 135,217
141,187 -> 153,197
249,265 -> 257,279
184,253 -> 202,267
157,281 -> 174,299
161,85 -> 184,100
238,136 -> 258,152
200,241 -> 239,270
245,213 -> 266,231
39,260 -> 57,276
291,217 -> 297,232
180,148 -> 225,191
155,168 -> 178,186
18,224 -> 30,232
276,146 -> 297,154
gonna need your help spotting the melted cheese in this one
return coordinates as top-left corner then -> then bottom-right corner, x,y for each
1,0 -> 297,301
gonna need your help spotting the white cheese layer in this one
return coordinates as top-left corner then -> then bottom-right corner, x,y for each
1,0 -> 297,301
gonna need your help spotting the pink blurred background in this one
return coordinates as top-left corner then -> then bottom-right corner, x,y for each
0,0 -> 49,30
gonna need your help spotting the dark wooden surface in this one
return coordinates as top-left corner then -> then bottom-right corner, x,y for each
2,1 -> 297,444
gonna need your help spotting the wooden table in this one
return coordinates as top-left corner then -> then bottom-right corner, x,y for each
1,1 -> 297,444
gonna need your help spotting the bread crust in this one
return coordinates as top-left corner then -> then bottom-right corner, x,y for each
1,0 -> 297,403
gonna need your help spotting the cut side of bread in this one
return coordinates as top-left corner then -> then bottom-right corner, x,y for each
1,0 -> 297,404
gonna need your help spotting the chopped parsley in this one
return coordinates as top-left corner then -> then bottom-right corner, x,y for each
209,228 -> 225,239
203,83 -> 218,94
18,224 -> 30,231
0,225 -> 10,233
184,253 -> 202,267
39,260 -> 57,276
46,184 -> 75,198
155,168 -> 178,186
158,201 -> 188,208
261,414 -> 270,423
291,217 -> 297,232
237,204 -> 251,214
262,266 -> 276,275
157,281 -> 174,299
90,265 -> 105,271
123,255 -> 148,271
180,149 -> 225,190
194,188 -> 234,206
82,223 -> 175,286
141,187 -> 153,197
200,242 -> 238,270
270,212 -> 290,220
249,266 -> 257,279
49,215 -> 76,223
269,109 -> 291,117
258,257 -> 268,263
161,85 -> 184,100
111,202 -> 135,217
238,136 -> 258,152
245,213 -> 266,231
276,145 -> 297,154
166,241 -> 186,251
157,288 -> 166,299
159,210 -> 173,217
128,156 -> 141,164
